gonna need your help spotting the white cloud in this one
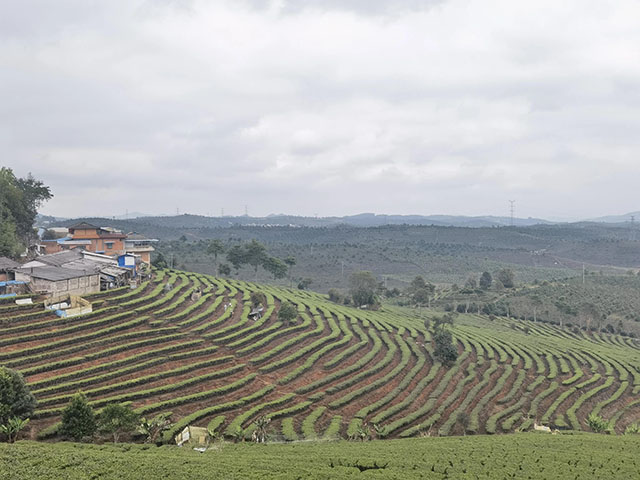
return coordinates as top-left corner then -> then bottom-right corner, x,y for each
1,0 -> 639,219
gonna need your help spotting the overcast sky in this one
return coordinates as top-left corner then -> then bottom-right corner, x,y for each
2,0 -> 639,220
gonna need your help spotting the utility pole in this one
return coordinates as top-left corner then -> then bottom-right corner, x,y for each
341,260 -> 345,278
582,263 -> 586,285
631,215 -> 636,241
509,200 -> 516,226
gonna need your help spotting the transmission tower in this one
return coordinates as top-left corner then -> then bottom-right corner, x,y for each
509,200 -> 516,226
631,215 -> 636,241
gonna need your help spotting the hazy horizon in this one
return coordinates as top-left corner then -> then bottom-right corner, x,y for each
39,208 -> 640,225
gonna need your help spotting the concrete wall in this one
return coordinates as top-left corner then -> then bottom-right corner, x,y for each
15,272 -> 100,296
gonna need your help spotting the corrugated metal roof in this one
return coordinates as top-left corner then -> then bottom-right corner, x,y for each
0,256 -> 20,270
60,260 -> 102,274
16,266 -> 97,281
34,250 -> 84,267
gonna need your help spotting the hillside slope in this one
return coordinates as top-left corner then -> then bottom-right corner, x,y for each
1,269 -> 639,442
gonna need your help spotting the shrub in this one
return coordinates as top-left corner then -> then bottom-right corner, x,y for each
278,301 -> 298,325
433,329 -> 458,366
587,413 -> 611,434
60,392 -> 96,441
0,416 -> 29,443
624,423 -> 640,435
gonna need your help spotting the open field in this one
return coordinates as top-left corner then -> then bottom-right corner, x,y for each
2,268 -> 640,442
2,434 -> 640,479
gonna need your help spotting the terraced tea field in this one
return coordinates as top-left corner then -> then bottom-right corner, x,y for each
2,268 -> 640,442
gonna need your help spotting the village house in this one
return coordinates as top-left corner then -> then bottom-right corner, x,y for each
40,224 -> 156,265
67,222 -> 128,255
20,250 -> 132,291
14,266 -> 100,296
0,256 -> 19,282
0,257 -> 27,298
124,232 -> 157,264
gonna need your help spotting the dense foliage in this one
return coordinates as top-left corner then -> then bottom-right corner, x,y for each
59,393 -> 96,441
2,435 -> 640,479
0,168 -> 52,257
0,367 -> 37,424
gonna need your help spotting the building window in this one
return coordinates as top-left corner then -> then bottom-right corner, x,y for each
106,242 -> 114,249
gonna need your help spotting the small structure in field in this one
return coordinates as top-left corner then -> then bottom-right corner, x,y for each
249,305 -> 264,320
175,426 -> 210,447
44,295 -> 92,317
533,422 -> 552,433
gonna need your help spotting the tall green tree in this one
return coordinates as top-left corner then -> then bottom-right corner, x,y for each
496,268 -> 515,289
244,240 -> 267,280
349,271 -> 378,307
226,244 -> 245,273
408,276 -> 435,307
479,271 -> 492,290
0,367 -> 37,425
262,256 -> 287,280
0,168 -> 52,256
99,403 -> 139,443
206,239 -> 225,271
284,256 -> 296,287
59,392 -> 96,441
433,328 -> 458,366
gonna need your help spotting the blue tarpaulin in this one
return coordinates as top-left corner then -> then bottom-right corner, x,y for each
0,281 -> 26,287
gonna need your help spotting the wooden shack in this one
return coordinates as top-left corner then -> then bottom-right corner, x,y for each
175,426 -> 210,447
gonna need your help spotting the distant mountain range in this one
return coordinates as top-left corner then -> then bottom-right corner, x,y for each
38,210 -> 639,229
586,212 -> 640,224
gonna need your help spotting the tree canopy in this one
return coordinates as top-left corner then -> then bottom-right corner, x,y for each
349,271 -> 378,307
0,366 -> 37,425
60,392 -> 96,441
224,240 -> 288,281
278,301 -> 298,325
407,276 -> 435,306
496,268 -> 515,289
0,168 -> 52,257
99,403 -> 139,443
